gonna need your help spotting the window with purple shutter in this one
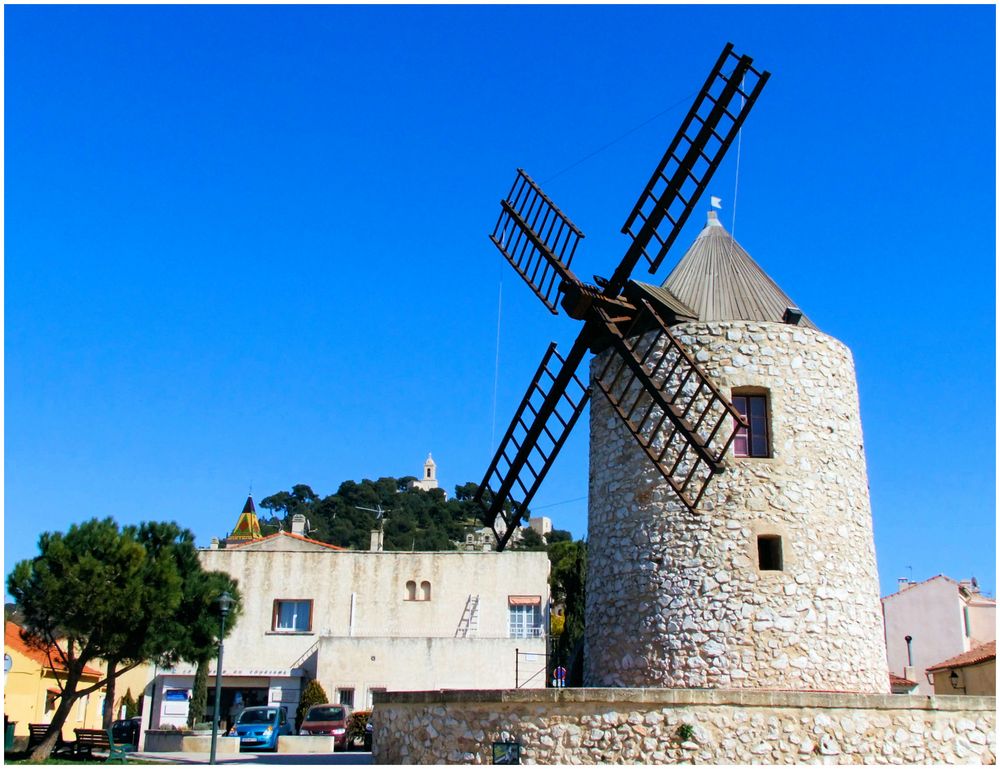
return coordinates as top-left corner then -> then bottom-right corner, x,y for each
732,393 -> 770,458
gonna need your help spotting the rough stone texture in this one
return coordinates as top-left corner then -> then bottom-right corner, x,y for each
585,321 -> 888,693
371,689 -> 996,765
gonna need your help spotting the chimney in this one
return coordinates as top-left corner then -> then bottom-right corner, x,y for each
370,529 -> 384,552
209,538 -> 220,550
897,577 -> 910,591
291,514 -> 307,536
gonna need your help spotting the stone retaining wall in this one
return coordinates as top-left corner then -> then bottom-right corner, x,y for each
372,689 -> 995,764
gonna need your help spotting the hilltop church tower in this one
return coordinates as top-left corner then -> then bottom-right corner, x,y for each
584,211 -> 889,693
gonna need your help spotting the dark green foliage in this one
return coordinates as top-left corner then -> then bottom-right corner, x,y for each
187,658 -> 210,729
261,477 -> 489,552
295,679 -> 329,729
548,539 -> 587,686
512,527 -> 547,551
347,710 -> 371,742
547,529 -> 573,545
7,518 -> 242,760
453,482 -> 479,501
676,723 -> 695,742
120,689 -> 138,719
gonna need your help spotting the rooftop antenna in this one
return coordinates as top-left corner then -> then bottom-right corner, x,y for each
356,505 -> 390,532
474,43 -> 769,551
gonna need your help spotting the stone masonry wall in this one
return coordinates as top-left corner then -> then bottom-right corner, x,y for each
586,321 -> 888,692
372,689 -> 996,764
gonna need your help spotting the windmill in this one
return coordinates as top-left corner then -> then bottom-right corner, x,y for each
474,43 -> 769,551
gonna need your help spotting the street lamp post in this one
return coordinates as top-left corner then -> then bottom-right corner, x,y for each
209,591 -> 234,765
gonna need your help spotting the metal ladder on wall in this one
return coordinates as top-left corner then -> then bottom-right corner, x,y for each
455,594 -> 480,637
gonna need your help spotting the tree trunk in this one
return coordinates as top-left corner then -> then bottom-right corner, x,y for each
28,679 -> 79,763
102,657 -> 119,729
187,656 -> 210,728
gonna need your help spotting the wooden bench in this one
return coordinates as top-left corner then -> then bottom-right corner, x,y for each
74,728 -> 110,759
26,723 -> 74,756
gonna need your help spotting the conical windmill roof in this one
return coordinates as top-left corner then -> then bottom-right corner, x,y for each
658,211 -> 815,329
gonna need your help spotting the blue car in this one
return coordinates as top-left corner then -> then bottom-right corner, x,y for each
228,705 -> 293,751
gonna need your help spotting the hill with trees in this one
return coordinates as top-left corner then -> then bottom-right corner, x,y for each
258,477 -> 554,552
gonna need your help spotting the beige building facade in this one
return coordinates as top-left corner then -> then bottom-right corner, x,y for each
927,641 -> 996,696
882,575 -> 996,695
148,529 -> 549,729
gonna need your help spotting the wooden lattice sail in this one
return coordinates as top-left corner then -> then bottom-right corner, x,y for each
474,43 -> 770,549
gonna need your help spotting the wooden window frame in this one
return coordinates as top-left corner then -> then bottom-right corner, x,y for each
271,598 -> 314,632
732,390 -> 771,458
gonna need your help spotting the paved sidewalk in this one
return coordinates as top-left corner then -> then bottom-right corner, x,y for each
132,750 -> 374,765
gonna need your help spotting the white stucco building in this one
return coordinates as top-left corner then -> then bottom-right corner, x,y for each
147,501 -> 550,729
882,574 -> 996,694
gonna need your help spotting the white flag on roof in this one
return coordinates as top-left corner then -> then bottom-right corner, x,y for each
710,196 -> 722,209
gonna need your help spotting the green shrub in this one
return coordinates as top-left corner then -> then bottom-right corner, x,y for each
676,723 -> 695,742
296,680 -> 330,729
347,710 -> 370,741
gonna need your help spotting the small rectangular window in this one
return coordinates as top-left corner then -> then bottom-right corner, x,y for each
733,394 -> 770,458
272,599 -> 313,632
757,535 -> 783,571
337,688 -> 355,708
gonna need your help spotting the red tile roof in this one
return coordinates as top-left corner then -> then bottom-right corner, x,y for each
889,673 -> 918,687
4,621 -> 102,677
926,640 -> 996,673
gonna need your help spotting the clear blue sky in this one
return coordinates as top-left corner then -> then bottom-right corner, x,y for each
5,5 -> 995,599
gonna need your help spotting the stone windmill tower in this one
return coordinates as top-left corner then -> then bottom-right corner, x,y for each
471,43 -> 887,694
584,211 -> 888,693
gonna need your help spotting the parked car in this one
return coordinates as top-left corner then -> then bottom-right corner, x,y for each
299,703 -> 351,749
228,705 -> 293,751
110,717 -> 141,747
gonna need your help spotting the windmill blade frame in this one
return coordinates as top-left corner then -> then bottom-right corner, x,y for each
474,336 -> 590,551
605,44 -> 770,295
591,296 -> 746,511
490,169 -> 586,314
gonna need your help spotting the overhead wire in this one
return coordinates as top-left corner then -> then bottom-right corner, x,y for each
540,90 -> 699,185
489,89 -> 700,470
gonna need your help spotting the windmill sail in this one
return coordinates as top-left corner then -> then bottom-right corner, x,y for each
478,43 -> 769,549
606,44 -> 769,294
490,169 -> 585,314
592,297 -> 745,511
474,337 -> 590,550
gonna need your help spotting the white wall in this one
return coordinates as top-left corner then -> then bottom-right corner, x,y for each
189,545 -> 549,699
